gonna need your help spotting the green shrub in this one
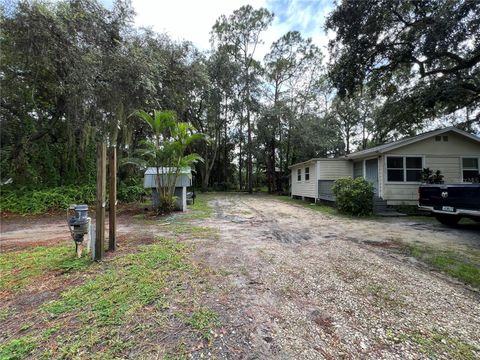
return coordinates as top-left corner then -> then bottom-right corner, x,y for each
332,177 -> 374,216
117,184 -> 145,203
0,185 -> 96,214
0,183 -> 145,214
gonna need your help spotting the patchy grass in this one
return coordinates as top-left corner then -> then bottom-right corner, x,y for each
160,193 -> 218,240
0,307 -> 13,321
166,223 -> 219,240
387,329 -> 479,359
178,307 -> 220,340
0,194 -> 219,359
44,239 -> 188,324
0,335 -> 38,360
364,283 -> 405,309
0,244 -> 91,293
0,238 -> 205,359
189,193 -> 214,219
271,195 -> 336,214
404,243 -> 480,288
269,194 -> 378,219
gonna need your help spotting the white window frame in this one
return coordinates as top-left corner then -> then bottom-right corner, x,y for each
461,156 -> 480,183
304,166 -> 310,182
385,155 -> 424,184
297,168 -> 302,182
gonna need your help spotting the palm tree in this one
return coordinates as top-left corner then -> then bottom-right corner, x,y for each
127,110 -> 204,212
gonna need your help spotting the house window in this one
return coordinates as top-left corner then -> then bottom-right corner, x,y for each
387,156 -> 422,182
305,167 -> 310,181
443,135 -> 448,142
387,156 -> 404,181
435,136 -> 441,142
462,158 -> 479,183
297,168 -> 301,181
406,157 -> 423,181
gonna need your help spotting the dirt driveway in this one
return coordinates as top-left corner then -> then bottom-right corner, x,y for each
1,194 -> 479,359
192,194 -> 480,359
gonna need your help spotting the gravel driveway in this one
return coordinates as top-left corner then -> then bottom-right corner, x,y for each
193,193 -> 480,359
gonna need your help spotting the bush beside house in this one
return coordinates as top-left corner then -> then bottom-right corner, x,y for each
332,177 -> 374,216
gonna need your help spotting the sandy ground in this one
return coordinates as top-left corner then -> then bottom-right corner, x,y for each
0,208 -> 160,252
192,194 -> 480,359
1,194 -> 479,359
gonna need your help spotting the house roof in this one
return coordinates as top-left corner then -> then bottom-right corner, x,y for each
288,157 -> 348,169
345,127 -> 480,160
288,127 -> 480,168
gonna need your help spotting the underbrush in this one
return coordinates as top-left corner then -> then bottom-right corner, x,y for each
0,183 -> 145,214
405,243 -> 480,288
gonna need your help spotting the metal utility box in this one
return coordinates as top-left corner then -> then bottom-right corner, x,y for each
143,167 -> 192,211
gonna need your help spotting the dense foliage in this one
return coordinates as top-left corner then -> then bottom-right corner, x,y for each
326,0 -> 480,140
1,0 -> 478,206
332,177 -> 374,216
0,183 -> 144,214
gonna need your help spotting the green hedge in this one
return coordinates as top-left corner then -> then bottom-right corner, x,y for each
0,184 -> 145,214
332,177 -> 374,216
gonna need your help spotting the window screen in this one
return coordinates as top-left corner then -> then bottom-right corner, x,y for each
406,157 -> 422,182
387,156 -> 422,182
462,158 -> 479,183
387,156 -> 404,181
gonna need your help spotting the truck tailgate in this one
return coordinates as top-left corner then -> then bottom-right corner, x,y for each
419,185 -> 480,211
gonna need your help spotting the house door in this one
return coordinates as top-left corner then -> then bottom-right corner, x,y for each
365,159 -> 379,195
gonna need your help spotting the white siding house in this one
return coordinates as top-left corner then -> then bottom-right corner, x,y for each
289,127 -> 480,205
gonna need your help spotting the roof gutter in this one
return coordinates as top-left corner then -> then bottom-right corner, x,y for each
288,158 -> 319,169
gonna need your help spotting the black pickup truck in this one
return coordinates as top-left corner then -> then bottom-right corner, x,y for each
418,184 -> 480,225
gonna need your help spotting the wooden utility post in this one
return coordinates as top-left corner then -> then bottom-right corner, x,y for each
108,146 -> 117,251
95,143 -> 106,261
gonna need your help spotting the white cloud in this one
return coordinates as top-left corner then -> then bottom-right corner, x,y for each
132,0 -> 267,49
131,0 -> 334,61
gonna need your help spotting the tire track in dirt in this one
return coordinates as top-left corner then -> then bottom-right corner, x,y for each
193,194 -> 480,359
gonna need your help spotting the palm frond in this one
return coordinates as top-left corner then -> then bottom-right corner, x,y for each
119,157 -> 148,169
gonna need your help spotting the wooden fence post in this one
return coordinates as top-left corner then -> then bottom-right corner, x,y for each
95,142 -> 106,261
109,146 -> 117,251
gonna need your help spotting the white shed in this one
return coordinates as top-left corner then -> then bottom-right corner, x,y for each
143,167 -> 192,211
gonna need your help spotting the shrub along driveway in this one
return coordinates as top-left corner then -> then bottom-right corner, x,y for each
0,193 -> 479,359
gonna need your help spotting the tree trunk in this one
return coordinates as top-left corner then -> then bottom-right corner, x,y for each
224,94 -> 228,188
247,109 -> 253,193
284,117 -> 292,192
246,81 -> 253,194
239,129 -> 243,191
202,129 -> 219,191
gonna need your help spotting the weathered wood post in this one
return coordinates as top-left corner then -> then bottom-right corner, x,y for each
95,142 -> 106,261
108,146 -> 117,251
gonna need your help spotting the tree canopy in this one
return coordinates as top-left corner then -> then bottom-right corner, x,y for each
1,0 -> 478,194
326,0 -> 480,130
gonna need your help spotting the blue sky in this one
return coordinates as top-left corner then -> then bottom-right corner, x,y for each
126,0 -> 335,59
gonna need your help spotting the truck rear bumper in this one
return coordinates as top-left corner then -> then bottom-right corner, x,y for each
418,205 -> 480,218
